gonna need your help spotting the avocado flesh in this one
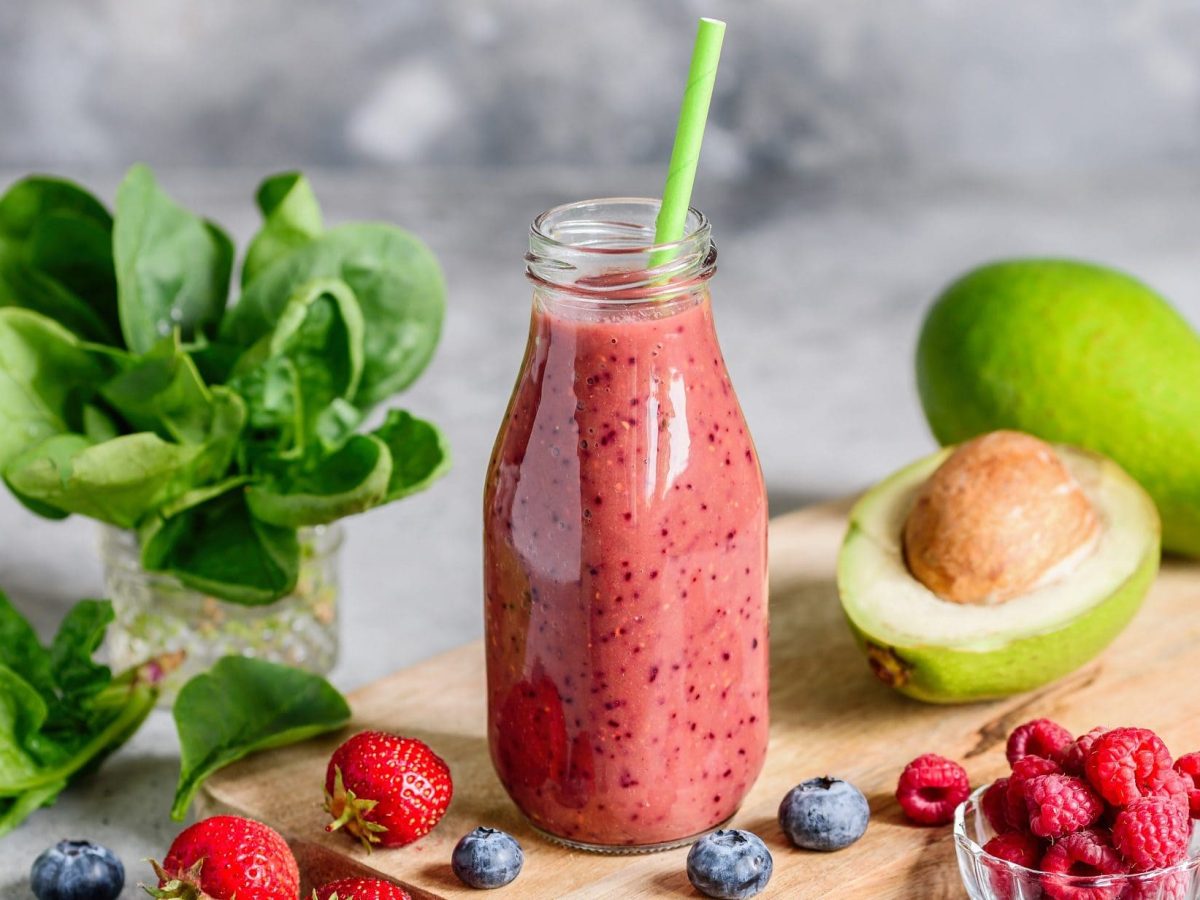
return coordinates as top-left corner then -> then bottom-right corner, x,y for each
837,445 -> 1161,703
916,259 -> 1200,557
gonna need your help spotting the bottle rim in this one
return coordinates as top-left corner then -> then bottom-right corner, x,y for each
527,197 -> 716,301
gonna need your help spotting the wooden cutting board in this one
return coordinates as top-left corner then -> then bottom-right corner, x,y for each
199,500 -> 1200,898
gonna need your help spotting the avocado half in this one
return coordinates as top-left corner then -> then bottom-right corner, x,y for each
837,445 -> 1161,703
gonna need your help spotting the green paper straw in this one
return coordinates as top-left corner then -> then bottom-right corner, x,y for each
652,17 -> 726,261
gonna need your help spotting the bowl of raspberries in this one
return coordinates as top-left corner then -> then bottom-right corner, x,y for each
903,719 -> 1200,899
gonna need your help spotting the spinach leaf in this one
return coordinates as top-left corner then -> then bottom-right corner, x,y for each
0,782 -> 65,835
232,355 -> 304,463
222,224 -> 444,408
246,434 -> 392,527
0,176 -> 118,342
98,336 -> 246,483
0,592 -> 54,697
26,214 -> 118,336
47,600 -> 114,714
186,335 -> 243,387
193,386 -> 247,483
101,335 -> 215,443
314,398 -> 364,454
0,592 -> 113,735
1,487 -> 69,522
372,409 -> 451,501
82,404 -> 120,443
4,433 -> 206,529
244,409 -> 448,528
238,278 -> 364,407
231,278 -> 364,460
155,475 -> 251,521
0,308 -> 113,472
242,172 -> 323,288
114,164 -> 233,353
171,656 -> 349,819
0,176 -> 111,238
0,593 -> 165,836
140,487 -> 300,605
0,258 -> 117,345
0,667 -> 158,799
0,666 -> 49,784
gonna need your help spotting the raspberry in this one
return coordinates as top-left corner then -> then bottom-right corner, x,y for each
1173,751 -> 1200,818
1147,767 -> 1191,815
983,830 -> 1043,867
982,831 -> 1045,900
896,753 -> 970,826
1023,774 -> 1103,838
1007,718 -> 1074,766
1112,796 -> 1190,872
1038,828 -> 1125,900
1085,728 -> 1174,808
982,777 -> 1013,834
1007,755 -> 1062,831
1061,727 -> 1109,776
1122,870 -> 1190,900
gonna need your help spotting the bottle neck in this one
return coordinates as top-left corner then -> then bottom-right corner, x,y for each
526,198 -> 716,318
534,281 -> 710,322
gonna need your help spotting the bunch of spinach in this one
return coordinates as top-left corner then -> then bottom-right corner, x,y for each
0,590 -> 167,836
0,589 -> 352,834
0,166 -> 449,604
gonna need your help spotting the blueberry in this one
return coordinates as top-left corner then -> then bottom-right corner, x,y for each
778,776 -> 870,851
686,829 -> 773,900
451,826 -> 524,889
31,840 -> 124,900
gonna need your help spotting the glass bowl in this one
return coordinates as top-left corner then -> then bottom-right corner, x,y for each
955,783 -> 1200,899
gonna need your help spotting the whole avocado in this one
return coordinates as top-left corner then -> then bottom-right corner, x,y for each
916,259 -> 1200,557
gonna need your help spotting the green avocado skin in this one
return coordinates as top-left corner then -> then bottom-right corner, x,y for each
841,532 -> 1159,703
917,259 -> 1200,557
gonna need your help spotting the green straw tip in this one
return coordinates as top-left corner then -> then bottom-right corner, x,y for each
653,16 -> 728,248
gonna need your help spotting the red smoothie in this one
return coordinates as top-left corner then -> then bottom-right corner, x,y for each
484,201 -> 768,850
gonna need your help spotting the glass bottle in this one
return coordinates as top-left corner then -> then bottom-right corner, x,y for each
484,198 -> 769,852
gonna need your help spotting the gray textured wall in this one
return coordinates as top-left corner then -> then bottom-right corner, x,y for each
3,0 -> 1199,175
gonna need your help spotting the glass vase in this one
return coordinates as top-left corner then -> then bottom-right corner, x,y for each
99,524 -> 341,699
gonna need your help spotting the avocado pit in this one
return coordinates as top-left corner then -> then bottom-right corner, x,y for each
902,430 -> 1100,605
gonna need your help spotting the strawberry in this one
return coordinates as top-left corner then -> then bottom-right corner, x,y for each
324,731 -> 453,849
312,878 -> 411,900
146,815 -> 299,900
494,668 -> 569,792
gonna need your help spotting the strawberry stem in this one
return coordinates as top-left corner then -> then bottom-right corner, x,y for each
324,766 -> 388,853
141,859 -> 208,899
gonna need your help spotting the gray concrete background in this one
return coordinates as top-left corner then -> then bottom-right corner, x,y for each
2,0 -> 1200,893
2,1 -> 1200,178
